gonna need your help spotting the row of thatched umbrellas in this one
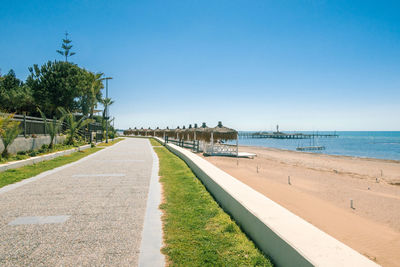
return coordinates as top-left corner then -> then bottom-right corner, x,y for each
123,121 -> 238,142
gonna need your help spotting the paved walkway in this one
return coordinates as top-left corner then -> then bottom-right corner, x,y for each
0,138 -> 161,266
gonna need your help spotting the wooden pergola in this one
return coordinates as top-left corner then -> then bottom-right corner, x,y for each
206,121 -> 238,156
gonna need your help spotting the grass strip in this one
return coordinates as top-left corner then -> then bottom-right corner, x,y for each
0,143 -> 87,164
97,137 -> 124,146
152,141 -> 272,266
0,147 -> 102,188
149,138 -> 162,146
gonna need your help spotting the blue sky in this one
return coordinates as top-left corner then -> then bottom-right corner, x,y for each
1,0 -> 399,130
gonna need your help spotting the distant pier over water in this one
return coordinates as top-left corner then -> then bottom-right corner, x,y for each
239,125 -> 338,139
239,132 -> 339,139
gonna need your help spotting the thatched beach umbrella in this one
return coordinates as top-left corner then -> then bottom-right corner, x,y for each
161,128 -> 167,138
195,122 -> 212,142
172,126 -> 181,139
211,121 -> 238,141
186,124 -> 195,140
165,127 -> 175,138
154,127 -> 163,138
209,121 -> 238,156
185,124 -> 197,141
187,123 -> 202,141
123,127 -> 132,136
158,127 -> 166,138
146,127 -> 154,137
139,127 -> 145,136
176,126 -> 187,140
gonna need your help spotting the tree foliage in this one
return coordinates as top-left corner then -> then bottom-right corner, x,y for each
0,32 -> 116,150
0,70 -> 34,114
77,72 -> 104,117
57,32 -> 76,62
100,97 -> 115,119
2,33 -> 111,120
26,61 -> 87,117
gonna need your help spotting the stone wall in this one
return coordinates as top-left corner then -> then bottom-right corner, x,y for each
0,135 -> 67,155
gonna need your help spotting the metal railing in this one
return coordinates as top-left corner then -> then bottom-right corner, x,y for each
164,136 -> 200,152
1,113 -> 104,142
204,143 -> 238,156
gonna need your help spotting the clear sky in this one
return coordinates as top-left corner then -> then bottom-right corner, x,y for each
1,0 -> 399,131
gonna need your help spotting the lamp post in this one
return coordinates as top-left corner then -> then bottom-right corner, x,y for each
104,77 -> 113,143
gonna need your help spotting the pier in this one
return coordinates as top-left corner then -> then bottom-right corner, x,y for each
239,132 -> 338,139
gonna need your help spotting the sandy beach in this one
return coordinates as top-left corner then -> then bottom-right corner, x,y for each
203,146 -> 400,267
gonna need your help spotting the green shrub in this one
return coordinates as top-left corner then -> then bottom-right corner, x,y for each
28,151 -> 38,157
16,154 -> 28,160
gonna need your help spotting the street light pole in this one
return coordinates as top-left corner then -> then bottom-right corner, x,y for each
104,77 -> 113,143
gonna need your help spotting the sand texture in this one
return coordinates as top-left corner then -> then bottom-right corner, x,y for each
203,146 -> 400,267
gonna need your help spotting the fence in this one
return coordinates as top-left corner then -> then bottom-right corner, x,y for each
1,113 -> 104,143
164,136 -> 200,152
204,143 -> 238,156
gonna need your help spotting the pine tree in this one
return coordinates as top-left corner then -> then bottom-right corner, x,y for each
57,32 -> 76,62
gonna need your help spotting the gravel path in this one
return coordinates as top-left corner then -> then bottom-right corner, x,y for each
0,138 -> 155,266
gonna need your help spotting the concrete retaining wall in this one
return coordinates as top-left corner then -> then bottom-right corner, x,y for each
155,137 -> 379,267
0,135 -> 67,155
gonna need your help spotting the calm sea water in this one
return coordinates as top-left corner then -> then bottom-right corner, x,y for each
234,131 -> 400,161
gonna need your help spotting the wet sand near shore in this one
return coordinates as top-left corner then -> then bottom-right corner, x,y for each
202,146 -> 400,267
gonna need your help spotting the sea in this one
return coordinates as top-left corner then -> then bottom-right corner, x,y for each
234,131 -> 400,161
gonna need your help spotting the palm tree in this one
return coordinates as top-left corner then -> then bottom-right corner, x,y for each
89,72 -> 104,118
99,97 -> 114,141
80,71 -> 104,118
38,108 -> 64,148
100,97 -> 114,119
0,114 -> 21,157
58,107 -> 92,145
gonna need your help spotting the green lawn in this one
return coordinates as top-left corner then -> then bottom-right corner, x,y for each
0,143 -> 86,164
97,137 -> 124,146
152,140 -> 272,266
149,138 -> 162,146
0,147 -> 102,188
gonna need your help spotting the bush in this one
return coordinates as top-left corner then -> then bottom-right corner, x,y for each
39,144 -> 49,152
16,154 -> 28,160
28,151 -> 38,157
